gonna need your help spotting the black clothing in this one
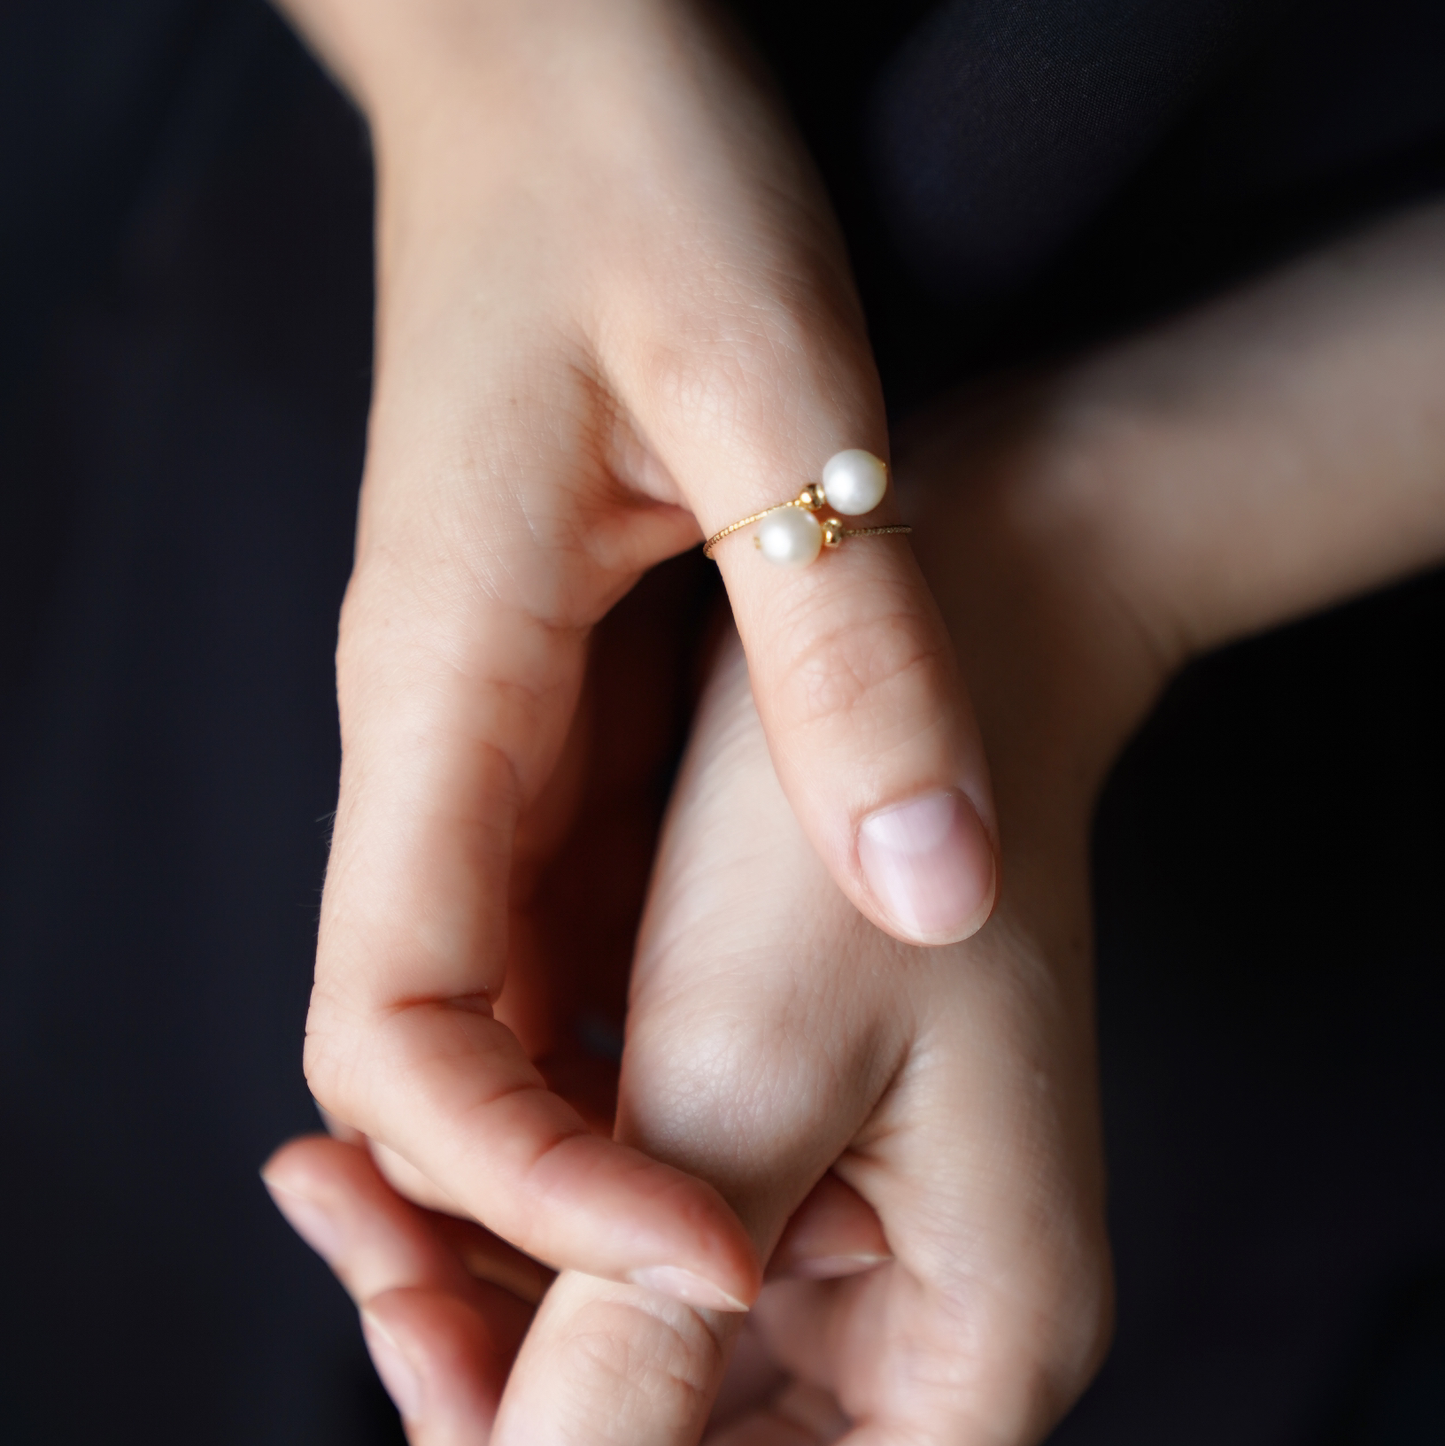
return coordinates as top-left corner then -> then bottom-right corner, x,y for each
2,2 -> 1443,1441
729,0 -> 1445,401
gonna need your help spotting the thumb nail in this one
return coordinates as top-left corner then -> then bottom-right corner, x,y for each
858,788 -> 996,944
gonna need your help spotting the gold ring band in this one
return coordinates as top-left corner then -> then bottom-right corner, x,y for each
703,491 -> 818,558
704,451 -> 908,566
703,483 -> 910,562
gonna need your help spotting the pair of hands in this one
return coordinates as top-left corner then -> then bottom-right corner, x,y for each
264,0 -> 1445,1437
265,456 -> 1121,1445
281,0 -> 995,1311
273,0 -> 991,1335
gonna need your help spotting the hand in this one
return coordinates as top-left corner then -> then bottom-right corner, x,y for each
495,199 -> 1445,1439
264,413 -> 1144,1444
488,618 -> 1116,1445
265,619 -> 1116,1444
275,0 -> 999,1306
267,196 -> 1445,1441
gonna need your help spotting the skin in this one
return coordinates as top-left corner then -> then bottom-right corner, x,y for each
275,0 -> 1001,1313
267,200 -> 1445,1441
270,611 -> 1114,1445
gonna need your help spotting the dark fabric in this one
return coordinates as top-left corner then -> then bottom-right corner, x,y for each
872,0 -> 1268,295
729,0 -> 1445,400
1072,575 -> 1445,1446
872,0 -> 1445,298
0,5 -> 399,1441
1,1 -> 1443,1441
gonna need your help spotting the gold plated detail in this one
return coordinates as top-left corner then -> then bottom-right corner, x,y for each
838,524 -> 912,541
702,451 -> 909,564
705,504 -> 788,558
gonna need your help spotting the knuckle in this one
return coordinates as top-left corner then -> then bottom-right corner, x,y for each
772,598 -> 950,743
549,1295 -> 721,1441
300,994 -> 369,1121
646,323 -> 798,446
626,989 -> 895,1183
300,1023 -> 347,1117
635,269 -> 851,452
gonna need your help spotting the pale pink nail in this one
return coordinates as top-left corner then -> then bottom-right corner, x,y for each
628,1265 -> 749,1312
262,1177 -> 345,1265
362,1310 -> 425,1422
784,1251 -> 891,1281
858,788 -> 996,944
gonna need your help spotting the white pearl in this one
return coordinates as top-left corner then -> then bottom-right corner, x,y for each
757,506 -> 823,567
821,449 -> 888,516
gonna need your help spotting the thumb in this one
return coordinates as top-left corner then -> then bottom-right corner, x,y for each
627,288 -> 997,946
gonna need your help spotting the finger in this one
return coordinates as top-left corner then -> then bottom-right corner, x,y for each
264,1135 -> 548,1310
313,997 -> 757,1306
767,1173 -> 890,1282
263,1135 -> 485,1303
363,1285 -> 520,1444
292,1132 -> 557,1305
618,282 -> 997,945
305,357 -> 758,1308
430,1210 -> 555,1306
496,1270 -> 741,1445
753,1234 -> 1099,1445
710,1315 -> 790,1433
262,1135 -> 536,1437
293,1133 -> 552,1307
706,1381 -> 852,1445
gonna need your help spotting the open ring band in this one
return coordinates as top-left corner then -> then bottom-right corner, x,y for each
702,449 -> 911,568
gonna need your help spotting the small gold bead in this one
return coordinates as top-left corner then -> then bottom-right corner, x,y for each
798,483 -> 826,511
822,517 -> 845,547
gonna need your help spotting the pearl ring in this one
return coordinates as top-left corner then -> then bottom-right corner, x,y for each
702,449 -> 911,568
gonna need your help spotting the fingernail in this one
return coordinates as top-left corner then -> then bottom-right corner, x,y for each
361,1310 -> 425,1422
782,1251 -> 891,1281
261,1175 -> 345,1265
628,1265 -> 750,1313
858,788 -> 996,944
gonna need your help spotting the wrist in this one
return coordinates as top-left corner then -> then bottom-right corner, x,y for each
279,0 -> 684,153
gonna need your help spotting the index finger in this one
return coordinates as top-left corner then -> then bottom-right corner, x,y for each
305,362 -> 758,1312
